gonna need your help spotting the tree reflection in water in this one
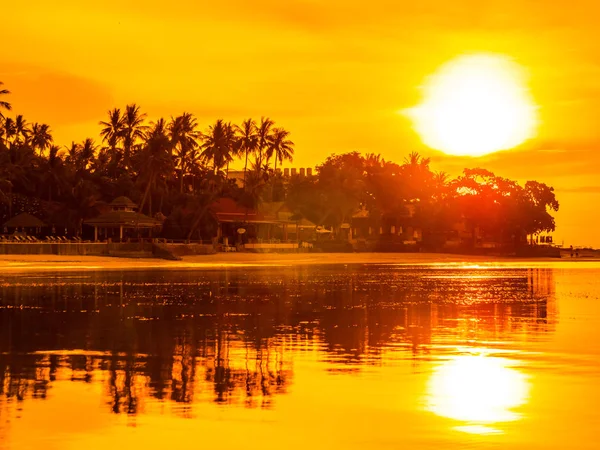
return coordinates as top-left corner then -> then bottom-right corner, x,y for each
0,266 -> 555,416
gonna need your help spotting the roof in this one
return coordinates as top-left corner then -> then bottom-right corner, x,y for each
110,196 -> 138,209
4,213 -> 46,228
84,210 -> 161,228
352,208 -> 370,219
289,217 -> 317,229
210,198 -> 279,224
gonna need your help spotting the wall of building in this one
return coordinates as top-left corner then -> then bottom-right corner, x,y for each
0,242 -> 110,255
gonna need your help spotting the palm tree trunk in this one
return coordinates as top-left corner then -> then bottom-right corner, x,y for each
8,185 -> 12,218
179,162 -> 184,193
243,148 -> 249,189
139,176 -> 153,214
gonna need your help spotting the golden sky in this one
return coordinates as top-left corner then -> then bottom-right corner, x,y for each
2,1 -> 600,246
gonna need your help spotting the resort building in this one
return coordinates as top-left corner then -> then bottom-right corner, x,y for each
209,198 -> 316,249
84,196 -> 162,242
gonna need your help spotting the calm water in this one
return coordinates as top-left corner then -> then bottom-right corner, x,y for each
1,264 -> 599,449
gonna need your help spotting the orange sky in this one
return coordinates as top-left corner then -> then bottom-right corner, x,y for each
2,1 -> 600,247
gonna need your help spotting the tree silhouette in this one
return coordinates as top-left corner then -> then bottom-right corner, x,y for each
201,119 -> 232,175
256,117 -> 274,170
99,108 -> 125,174
30,123 -> 53,157
235,118 -> 258,187
121,104 -> 147,169
0,82 -> 11,118
267,127 -> 294,173
169,113 -> 199,193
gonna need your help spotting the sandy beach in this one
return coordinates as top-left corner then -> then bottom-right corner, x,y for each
0,252 -> 594,272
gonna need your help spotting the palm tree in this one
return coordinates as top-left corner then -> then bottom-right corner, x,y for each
30,123 -> 53,156
13,115 -> 29,145
200,119 -> 231,176
255,117 -> 274,170
99,108 -> 124,171
0,82 -> 11,118
268,128 -> 294,173
1,117 -> 16,146
137,118 -> 173,215
43,145 -> 67,201
223,122 -> 240,179
65,141 -> 81,167
235,119 -> 258,187
121,104 -> 147,168
79,138 -> 97,169
169,113 -> 199,193
404,151 -> 430,168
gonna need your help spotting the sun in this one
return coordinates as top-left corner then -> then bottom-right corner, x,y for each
407,54 -> 538,157
426,354 -> 530,434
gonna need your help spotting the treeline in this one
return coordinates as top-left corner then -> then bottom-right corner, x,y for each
287,152 -> 559,248
0,81 -> 559,245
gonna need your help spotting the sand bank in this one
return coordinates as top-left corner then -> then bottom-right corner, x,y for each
0,252 -> 590,272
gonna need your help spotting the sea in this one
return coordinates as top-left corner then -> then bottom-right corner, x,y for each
1,263 -> 599,449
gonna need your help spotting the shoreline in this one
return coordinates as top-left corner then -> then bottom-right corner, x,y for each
0,252 -> 597,272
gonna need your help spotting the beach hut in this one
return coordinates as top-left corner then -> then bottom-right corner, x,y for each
3,213 -> 46,236
84,196 -> 162,242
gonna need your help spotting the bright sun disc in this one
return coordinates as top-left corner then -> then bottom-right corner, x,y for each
407,54 -> 538,157
426,355 -> 530,434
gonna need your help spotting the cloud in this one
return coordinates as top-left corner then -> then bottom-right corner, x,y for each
1,64 -> 113,127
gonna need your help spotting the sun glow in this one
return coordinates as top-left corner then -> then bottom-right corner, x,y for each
408,54 -> 538,157
426,354 -> 530,434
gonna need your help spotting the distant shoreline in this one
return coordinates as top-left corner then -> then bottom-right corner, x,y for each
0,252 -> 598,272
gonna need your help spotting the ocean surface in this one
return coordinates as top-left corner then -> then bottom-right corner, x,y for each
1,263 -> 599,449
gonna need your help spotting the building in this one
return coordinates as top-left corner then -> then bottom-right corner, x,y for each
226,167 -> 316,188
348,202 -> 422,251
210,198 -> 316,246
84,196 -> 162,242
3,213 -> 46,236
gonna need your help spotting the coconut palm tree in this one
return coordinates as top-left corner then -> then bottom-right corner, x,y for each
121,104 -> 147,168
137,118 -> 173,215
255,116 -> 274,169
30,123 -> 53,157
0,82 -> 11,118
235,118 -> 258,187
169,112 -> 199,193
268,127 -> 294,173
200,119 -> 231,176
65,141 -> 81,167
223,122 -> 240,179
99,108 -> 124,171
1,117 -> 16,146
12,115 -> 29,145
79,138 -> 97,169
42,145 -> 68,201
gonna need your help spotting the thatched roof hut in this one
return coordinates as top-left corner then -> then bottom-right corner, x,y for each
83,196 -> 161,241
4,213 -> 46,229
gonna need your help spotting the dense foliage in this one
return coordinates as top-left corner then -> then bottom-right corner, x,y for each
0,82 -> 558,246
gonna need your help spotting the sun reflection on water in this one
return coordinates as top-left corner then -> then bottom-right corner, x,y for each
426,354 -> 530,434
